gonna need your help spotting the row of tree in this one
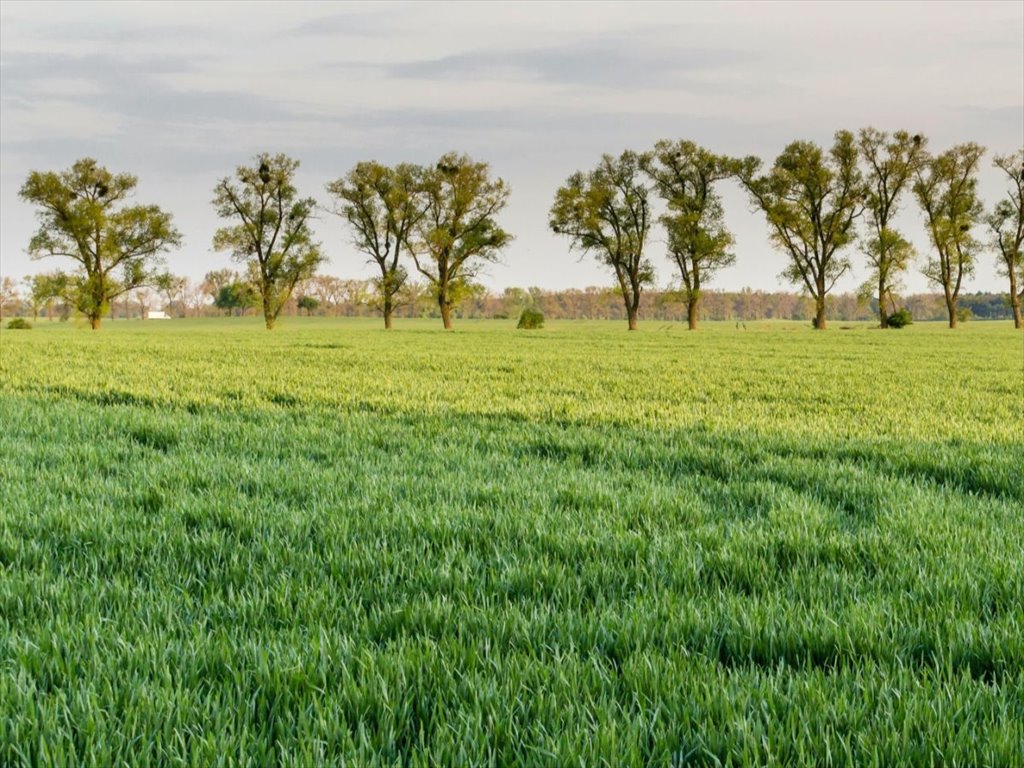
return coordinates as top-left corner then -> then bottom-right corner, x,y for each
14,131 -> 1024,332
550,133 -> 1023,330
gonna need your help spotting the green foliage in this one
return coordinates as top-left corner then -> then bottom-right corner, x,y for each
212,153 -> 324,329
6,317 -> 31,329
516,307 -> 544,329
550,151 -> 653,329
1,319 -> 1022,766
214,282 -> 258,315
17,158 -> 182,328
886,308 -> 913,328
297,295 -> 320,314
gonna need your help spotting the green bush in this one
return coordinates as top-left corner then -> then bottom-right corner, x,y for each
887,309 -> 912,329
6,318 -> 31,330
517,308 -> 544,329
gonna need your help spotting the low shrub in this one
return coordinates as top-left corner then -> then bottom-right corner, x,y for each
517,308 -> 544,329
887,309 -> 913,329
6,318 -> 31,330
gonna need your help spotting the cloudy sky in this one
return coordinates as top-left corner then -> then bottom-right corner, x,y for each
1,0 -> 1021,294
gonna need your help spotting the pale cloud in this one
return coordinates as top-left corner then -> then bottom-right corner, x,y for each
1,0 -> 1021,295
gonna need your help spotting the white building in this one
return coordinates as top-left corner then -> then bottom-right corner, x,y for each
147,310 -> 170,320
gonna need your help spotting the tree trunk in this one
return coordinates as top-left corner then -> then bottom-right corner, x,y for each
439,296 -> 453,330
384,298 -> 394,330
627,306 -> 638,331
1010,274 -> 1022,329
946,295 -> 958,329
878,278 -> 888,329
89,315 -> 101,330
263,293 -> 275,330
687,297 -> 698,331
814,295 -> 826,330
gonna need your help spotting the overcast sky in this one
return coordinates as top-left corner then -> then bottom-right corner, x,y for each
1,0 -> 1021,294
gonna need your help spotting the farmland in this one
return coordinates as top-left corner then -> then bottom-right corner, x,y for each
1,318 -> 1022,766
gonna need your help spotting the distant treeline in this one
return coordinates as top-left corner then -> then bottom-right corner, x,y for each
3,274 -> 1013,324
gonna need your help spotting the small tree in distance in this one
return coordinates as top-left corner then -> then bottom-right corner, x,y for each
0,277 -> 18,320
212,153 -> 324,330
550,150 -> 653,331
18,158 -> 182,329
297,295 -> 320,316
214,281 -> 258,316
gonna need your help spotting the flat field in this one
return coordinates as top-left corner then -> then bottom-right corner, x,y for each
1,318 -> 1022,766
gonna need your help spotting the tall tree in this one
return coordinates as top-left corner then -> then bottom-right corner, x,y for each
550,151 -> 653,331
987,149 -> 1024,329
735,131 -> 865,330
643,140 -> 735,330
212,153 -> 324,330
18,158 -> 182,329
913,143 -> 986,329
327,162 -> 426,329
858,128 -> 928,327
411,152 -> 511,330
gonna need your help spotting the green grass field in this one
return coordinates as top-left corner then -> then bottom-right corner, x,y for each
1,318 -> 1022,766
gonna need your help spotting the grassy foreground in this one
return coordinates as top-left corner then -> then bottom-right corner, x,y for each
1,318 -> 1022,766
